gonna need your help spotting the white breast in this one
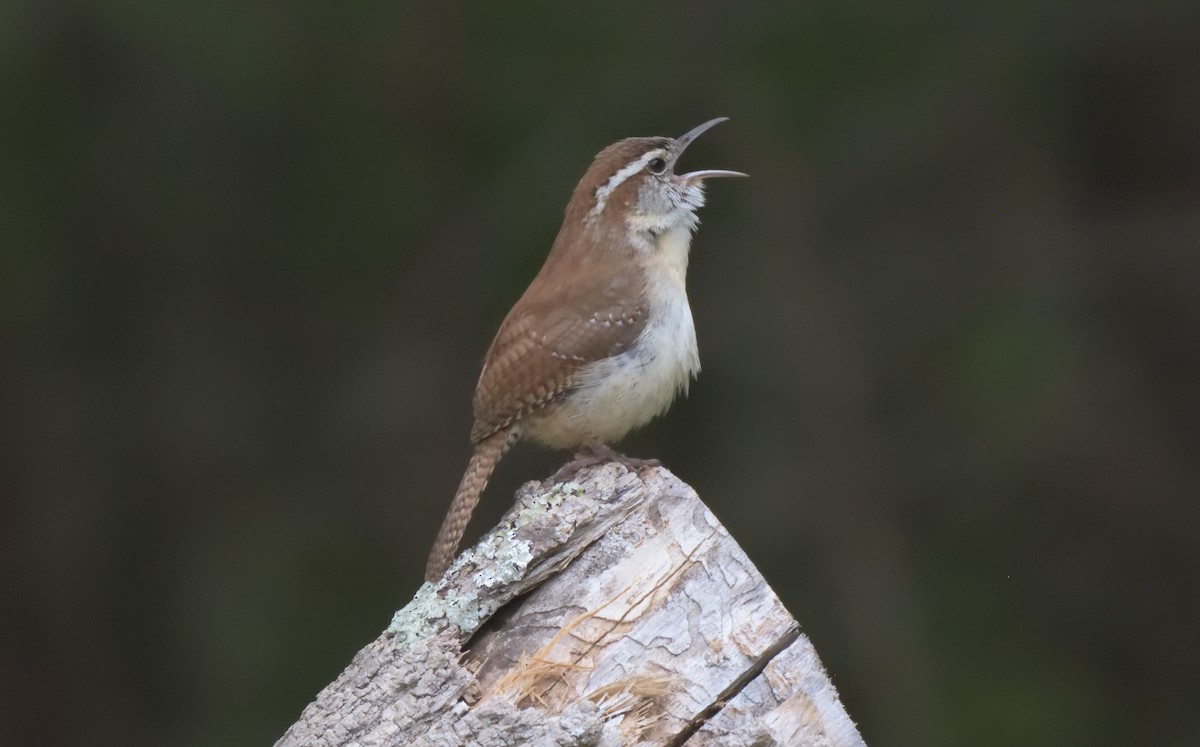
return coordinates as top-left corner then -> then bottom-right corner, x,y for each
526,226 -> 700,449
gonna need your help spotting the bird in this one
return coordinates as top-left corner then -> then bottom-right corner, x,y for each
425,118 -> 745,582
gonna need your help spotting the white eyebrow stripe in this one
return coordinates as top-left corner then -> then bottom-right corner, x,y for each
587,149 -> 666,222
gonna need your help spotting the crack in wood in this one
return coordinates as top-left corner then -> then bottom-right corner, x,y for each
664,622 -> 803,747
277,465 -> 863,746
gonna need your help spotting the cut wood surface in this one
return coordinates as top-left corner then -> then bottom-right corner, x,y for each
276,463 -> 866,747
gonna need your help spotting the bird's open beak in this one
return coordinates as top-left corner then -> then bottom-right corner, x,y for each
673,117 -> 749,183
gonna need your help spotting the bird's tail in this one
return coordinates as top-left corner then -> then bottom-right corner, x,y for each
424,427 -> 516,582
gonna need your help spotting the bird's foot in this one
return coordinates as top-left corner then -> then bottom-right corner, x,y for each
553,443 -> 661,482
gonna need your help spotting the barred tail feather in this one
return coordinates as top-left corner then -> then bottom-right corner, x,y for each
424,428 -> 515,582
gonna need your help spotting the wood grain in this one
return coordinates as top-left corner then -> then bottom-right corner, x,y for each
276,464 -> 864,747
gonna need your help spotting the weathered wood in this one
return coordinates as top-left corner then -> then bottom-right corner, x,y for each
276,463 -> 865,747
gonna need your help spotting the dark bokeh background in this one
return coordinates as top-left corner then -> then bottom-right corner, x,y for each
4,2 -> 1199,745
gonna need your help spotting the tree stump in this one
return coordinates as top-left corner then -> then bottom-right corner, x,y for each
276,463 -> 866,746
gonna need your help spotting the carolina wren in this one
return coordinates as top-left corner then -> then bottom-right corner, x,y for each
425,118 -> 745,582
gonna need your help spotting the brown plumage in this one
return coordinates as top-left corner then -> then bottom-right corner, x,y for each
471,257 -> 648,442
424,428 -> 515,582
424,121 -> 743,582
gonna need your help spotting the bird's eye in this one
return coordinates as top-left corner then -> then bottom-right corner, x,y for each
647,157 -> 667,175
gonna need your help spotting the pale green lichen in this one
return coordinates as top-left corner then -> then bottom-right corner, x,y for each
512,480 -> 578,527
386,582 -> 444,645
388,480 -> 586,648
439,587 -> 484,631
387,581 -> 486,647
464,480 -> 585,586
472,531 -> 534,588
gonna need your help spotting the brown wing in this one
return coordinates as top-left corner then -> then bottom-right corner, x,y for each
470,261 -> 646,443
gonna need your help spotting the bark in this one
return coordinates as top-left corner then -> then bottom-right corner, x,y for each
276,463 -> 866,747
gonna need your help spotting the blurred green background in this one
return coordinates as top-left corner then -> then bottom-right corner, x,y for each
4,1 -> 1198,745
